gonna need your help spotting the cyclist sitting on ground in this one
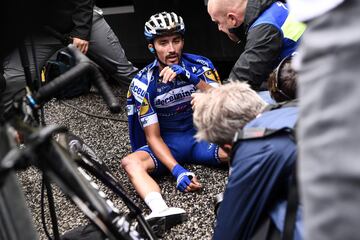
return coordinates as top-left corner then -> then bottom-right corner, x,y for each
122,11 -> 228,230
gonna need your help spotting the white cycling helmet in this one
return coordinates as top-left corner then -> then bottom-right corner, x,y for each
144,12 -> 185,42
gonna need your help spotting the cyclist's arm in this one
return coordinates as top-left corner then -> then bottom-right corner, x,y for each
194,80 -> 212,91
144,123 -> 177,171
144,123 -> 201,192
191,66 -> 221,102
136,81 -> 178,171
161,63 -> 219,92
195,62 -> 222,91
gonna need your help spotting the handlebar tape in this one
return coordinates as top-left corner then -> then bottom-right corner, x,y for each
35,62 -> 90,103
91,67 -> 121,113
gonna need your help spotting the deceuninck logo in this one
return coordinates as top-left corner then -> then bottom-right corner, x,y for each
154,85 -> 196,108
130,78 -> 147,102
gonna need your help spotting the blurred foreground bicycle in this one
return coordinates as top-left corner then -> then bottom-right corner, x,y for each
0,45 -> 157,240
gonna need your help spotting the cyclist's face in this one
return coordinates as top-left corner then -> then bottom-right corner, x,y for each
153,34 -> 184,66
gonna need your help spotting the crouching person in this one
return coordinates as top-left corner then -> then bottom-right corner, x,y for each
121,12 -> 228,236
193,81 -> 303,240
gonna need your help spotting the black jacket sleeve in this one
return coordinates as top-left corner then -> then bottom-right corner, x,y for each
0,71 -> 5,122
47,0 -> 94,41
69,0 -> 94,40
229,24 -> 283,90
0,73 -> 5,93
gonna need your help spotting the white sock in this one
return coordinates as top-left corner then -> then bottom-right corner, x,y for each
144,192 -> 168,213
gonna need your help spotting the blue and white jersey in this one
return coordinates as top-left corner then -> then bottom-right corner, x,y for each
127,53 -> 221,151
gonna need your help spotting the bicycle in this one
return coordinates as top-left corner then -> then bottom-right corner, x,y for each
0,45 -> 157,240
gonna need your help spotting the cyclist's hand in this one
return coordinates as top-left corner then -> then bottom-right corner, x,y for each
72,37 -> 89,54
170,64 -> 200,86
159,65 -> 201,86
185,176 -> 202,193
159,66 -> 177,83
172,164 -> 201,192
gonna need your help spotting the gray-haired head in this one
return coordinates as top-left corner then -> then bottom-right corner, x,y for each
193,80 -> 266,145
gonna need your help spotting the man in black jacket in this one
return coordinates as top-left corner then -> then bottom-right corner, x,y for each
0,71 -> 5,123
47,0 -> 94,54
207,0 -> 305,90
1,0 -> 137,116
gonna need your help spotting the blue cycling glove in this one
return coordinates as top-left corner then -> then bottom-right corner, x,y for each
171,164 -> 195,192
170,64 -> 201,86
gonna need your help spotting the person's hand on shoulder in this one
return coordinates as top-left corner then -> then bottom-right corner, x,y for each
191,92 -> 206,111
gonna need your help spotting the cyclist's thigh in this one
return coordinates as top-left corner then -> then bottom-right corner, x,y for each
191,140 -> 221,167
162,131 -> 193,161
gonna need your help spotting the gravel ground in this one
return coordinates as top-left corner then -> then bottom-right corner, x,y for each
17,84 -> 228,240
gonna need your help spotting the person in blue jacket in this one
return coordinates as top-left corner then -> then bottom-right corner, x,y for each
193,81 -> 302,240
121,11 -> 228,233
207,0 -> 305,91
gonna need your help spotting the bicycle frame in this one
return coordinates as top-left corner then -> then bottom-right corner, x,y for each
0,125 -> 39,240
0,45 -> 157,240
56,132 -> 156,239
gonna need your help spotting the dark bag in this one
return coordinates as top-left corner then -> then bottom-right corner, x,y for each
0,74 -> 5,122
0,71 -> 5,94
43,49 -> 91,99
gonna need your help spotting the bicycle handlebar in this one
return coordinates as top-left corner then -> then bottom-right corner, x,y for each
35,45 -> 121,113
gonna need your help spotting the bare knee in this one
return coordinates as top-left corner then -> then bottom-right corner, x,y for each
121,156 -> 146,176
121,156 -> 139,171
